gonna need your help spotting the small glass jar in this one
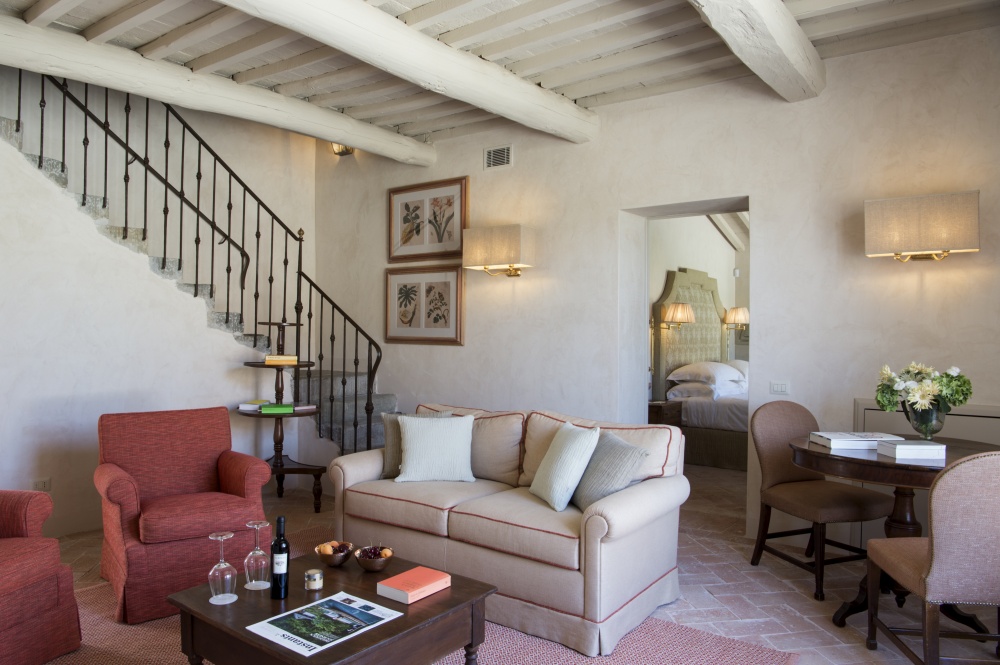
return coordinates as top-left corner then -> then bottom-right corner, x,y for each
304,568 -> 324,591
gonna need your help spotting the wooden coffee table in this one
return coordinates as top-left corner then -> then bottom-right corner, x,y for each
168,554 -> 496,665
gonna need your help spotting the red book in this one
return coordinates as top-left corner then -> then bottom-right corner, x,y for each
376,566 -> 451,604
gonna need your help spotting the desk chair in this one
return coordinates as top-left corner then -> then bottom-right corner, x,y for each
750,401 -> 894,600
867,451 -> 1000,665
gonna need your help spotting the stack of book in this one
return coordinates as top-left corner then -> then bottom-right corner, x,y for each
876,439 -> 946,459
809,432 -> 905,450
376,566 -> 451,604
264,354 -> 298,366
238,399 -> 270,412
260,403 -> 294,415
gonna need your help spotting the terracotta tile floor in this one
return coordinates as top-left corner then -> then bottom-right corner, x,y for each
61,467 -> 997,664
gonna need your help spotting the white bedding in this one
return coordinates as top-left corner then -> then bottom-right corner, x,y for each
679,394 -> 749,432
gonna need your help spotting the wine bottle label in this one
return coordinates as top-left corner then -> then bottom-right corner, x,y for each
273,553 -> 288,574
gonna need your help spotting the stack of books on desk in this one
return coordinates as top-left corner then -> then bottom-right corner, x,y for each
809,432 -> 905,450
238,400 -> 270,412
876,439 -> 946,459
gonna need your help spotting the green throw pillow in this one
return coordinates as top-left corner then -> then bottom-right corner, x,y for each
571,430 -> 650,511
529,422 -> 600,511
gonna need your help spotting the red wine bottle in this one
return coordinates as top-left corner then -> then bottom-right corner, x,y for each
270,515 -> 289,599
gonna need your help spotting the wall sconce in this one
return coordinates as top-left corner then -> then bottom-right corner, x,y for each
661,302 -> 695,329
462,224 -> 534,277
331,143 -> 355,156
864,190 -> 979,262
724,306 -> 749,331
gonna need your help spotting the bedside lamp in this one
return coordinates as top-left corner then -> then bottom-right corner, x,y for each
865,190 -> 979,262
724,307 -> 749,331
462,224 -> 534,277
661,303 -> 695,330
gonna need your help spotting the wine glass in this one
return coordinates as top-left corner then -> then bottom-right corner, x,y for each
208,531 -> 238,605
244,520 -> 271,590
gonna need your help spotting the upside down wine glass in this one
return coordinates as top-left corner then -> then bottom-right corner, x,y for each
244,520 -> 271,590
208,531 -> 238,605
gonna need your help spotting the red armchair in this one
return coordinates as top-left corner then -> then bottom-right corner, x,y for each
0,490 -> 81,665
95,406 -> 272,623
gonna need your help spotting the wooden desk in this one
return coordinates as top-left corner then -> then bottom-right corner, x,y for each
790,437 -> 994,629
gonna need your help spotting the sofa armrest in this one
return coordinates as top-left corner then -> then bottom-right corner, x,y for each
329,449 -> 384,541
0,490 -> 53,538
582,475 -> 691,541
219,450 -> 272,499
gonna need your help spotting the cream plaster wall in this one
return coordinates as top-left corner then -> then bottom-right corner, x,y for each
0,101 -> 318,535
648,215 -> 737,309
314,28 -> 1000,538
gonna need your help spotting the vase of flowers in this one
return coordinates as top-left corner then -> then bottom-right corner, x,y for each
876,363 -> 973,440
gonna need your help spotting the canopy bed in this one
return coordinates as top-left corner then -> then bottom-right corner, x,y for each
651,268 -> 748,470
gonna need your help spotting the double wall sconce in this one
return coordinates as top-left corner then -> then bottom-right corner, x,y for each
724,306 -> 749,331
661,302 -> 695,330
331,143 -> 355,156
462,224 -> 534,277
864,190 -> 979,262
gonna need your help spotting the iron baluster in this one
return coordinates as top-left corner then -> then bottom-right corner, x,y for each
123,93 -> 131,237
353,330 -> 360,450
178,126 -> 186,272
194,145 -> 202,299
37,73 -> 45,169
60,79 -> 66,173
81,84 -> 89,206
253,203 -> 262,348
239,188 -> 247,327
293,228 -> 304,401
366,345 -> 375,450
281,232 -> 290,323
210,159 -> 217,300
267,216 -> 275,329
161,111 -> 169,272
16,69 -> 22,133
142,98 -> 149,241
225,173 -> 233,322
102,87 -> 108,208
341,316 -> 348,450
305,288 -> 315,404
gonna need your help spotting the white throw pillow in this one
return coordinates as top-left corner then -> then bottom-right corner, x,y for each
395,415 -> 476,482
667,361 -> 745,387
381,411 -> 453,479
529,422 -> 600,511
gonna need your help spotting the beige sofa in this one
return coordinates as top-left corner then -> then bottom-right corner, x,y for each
328,404 -> 690,656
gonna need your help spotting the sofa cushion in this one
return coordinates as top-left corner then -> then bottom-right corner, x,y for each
345,479 -> 512,537
572,430 -> 650,511
529,422 -> 599,511
382,411 -> 453,479
450,487 -> 582,570
138,492 -> 260,544
417,404 -> 525,486
397,415 -> 476,482
520,410 -> 681,486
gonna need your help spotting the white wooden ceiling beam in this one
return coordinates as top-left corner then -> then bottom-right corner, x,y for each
398,108 -> 496,136
687,0 -> 825,102
0,16 -> 435,165
422,117 -> 513,143
438,0 -> 593,49
800,0 -> 988,40
475,0 -> 681,61
579,63 -> 751,106
535,27 -> 719,88
375,99 -> 474,127
83,0 -> 188,44
508,5 -> 703,77
400,0 -> 494,32
187,25 -> 300,73
309,79 -> 418,109
231,45 -> 336,84
274,62 -> 382,97
22,0 -> 87,26
136,7 -> 252,60
210,0 -> 599,143
707,213 -> 747,251
345,90 -> 450,121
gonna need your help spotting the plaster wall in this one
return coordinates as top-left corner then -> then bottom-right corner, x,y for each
0,103 -> 318,536
314,28 -> 1000,537
648,215 -> 737,310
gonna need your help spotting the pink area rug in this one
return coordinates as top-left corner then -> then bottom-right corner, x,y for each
56,526 -> 798,665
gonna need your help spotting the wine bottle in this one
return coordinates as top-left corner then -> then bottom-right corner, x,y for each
270,515 -> 289,599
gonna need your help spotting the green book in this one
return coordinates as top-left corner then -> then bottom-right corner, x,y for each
260,403 -> 294,415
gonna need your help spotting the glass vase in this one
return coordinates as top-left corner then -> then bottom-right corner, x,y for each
903,402 -> 945,440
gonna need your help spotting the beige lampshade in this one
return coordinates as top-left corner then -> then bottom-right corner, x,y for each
724,306 -> 749,326
864,191 -> 979,258
462,224 -> 534,273
661,302 -> 695,325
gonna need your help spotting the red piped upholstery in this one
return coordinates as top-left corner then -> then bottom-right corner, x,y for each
95,406 -> 271,623
0,490 -> 81,665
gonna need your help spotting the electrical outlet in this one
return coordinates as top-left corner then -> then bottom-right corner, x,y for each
769,381 -> 790,395
32,478 -> 51,492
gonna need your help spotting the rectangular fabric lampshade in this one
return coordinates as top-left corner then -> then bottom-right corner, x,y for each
864,191 -> 979,260
462,224 -> 534,275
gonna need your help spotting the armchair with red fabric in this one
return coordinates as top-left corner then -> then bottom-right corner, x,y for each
0,490 -> 81,665
95,406 -> 272,623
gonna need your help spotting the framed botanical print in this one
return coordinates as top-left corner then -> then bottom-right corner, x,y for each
387,176 -> 468,262
385,265 -> 464,345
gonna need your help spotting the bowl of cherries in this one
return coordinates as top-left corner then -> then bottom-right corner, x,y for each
315,541 -> 353,567
354,544 -> 393,572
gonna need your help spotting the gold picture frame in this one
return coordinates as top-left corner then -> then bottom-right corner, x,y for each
387,176 -> 468,262
385,265 -> 464,345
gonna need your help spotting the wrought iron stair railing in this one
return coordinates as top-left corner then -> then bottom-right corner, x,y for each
6,69 -> 381,452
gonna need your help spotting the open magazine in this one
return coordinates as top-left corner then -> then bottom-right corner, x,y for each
246,591 -> 402,657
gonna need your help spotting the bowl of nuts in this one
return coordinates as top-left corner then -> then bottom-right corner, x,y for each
354,544 -> 393,572
315,540 -> 353,567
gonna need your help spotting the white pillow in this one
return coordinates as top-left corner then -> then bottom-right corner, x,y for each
666,382 -> 715,400
529,422 -> 600,511
667,361 -> 745,387
395,415 -> 476,482
724,359 -> 749,380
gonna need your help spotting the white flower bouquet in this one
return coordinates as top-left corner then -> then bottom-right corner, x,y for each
876,362 -> 973,414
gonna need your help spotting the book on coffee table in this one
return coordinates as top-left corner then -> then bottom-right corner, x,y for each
876,440 -> 946,459
377,566 -> 451,604
809,432 -> 905,449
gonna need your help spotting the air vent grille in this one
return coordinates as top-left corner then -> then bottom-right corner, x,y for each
484,145 -> 512,170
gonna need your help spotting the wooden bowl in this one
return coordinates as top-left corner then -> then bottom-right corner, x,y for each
315,542 -> 353,567
354,546 -> 393,572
